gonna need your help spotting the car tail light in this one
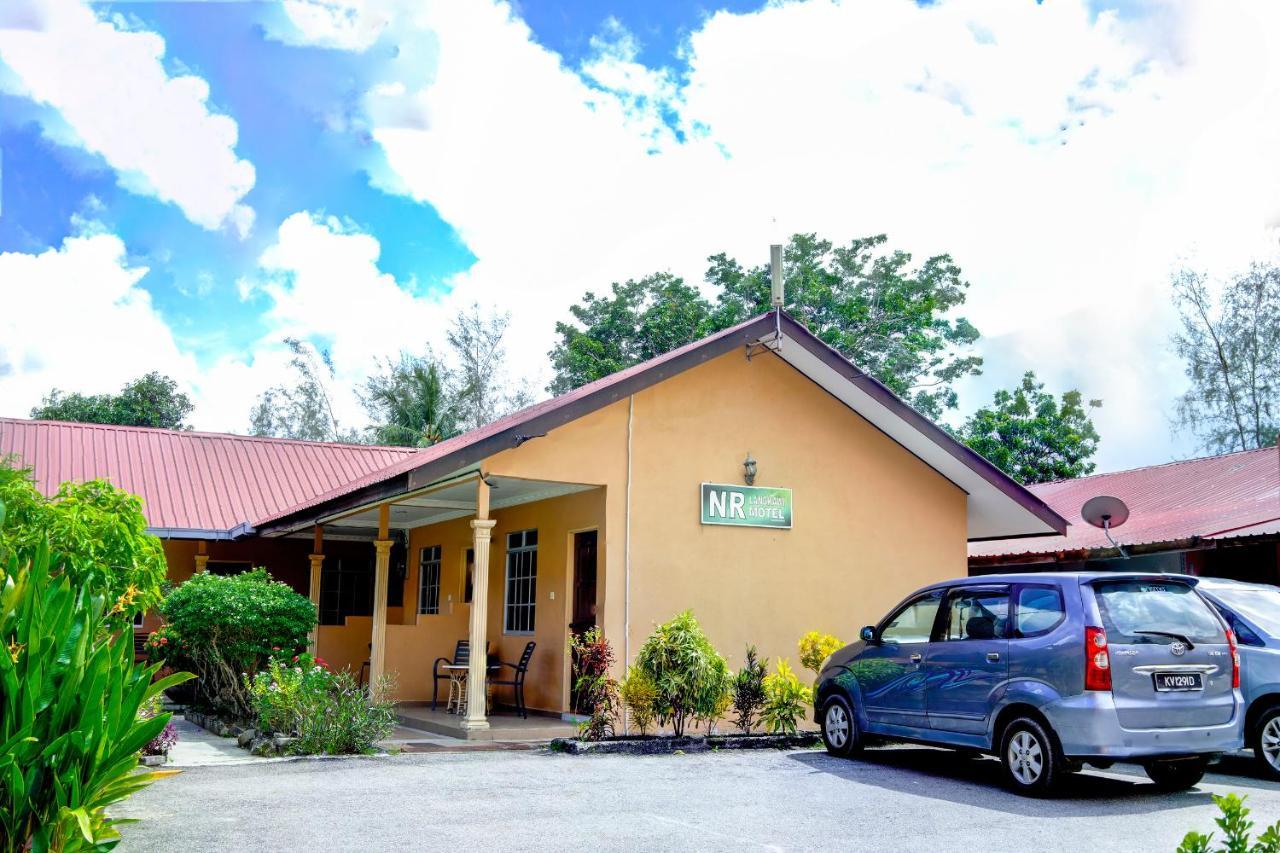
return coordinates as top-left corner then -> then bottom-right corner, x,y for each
1085,626 -> 1111,691
1226,629 -> 1240,689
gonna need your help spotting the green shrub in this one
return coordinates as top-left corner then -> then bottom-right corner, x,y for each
0,461 -> 166,618
798,631 -> 843,677
1177,793 -> 1280,853
246,652 -> 396,754
620,664 -> 658,736
0,534 -> 192,851
761,659 -> 812,735
695,657 -> 733,735
568,627 -> 615,715
732,645 -> 768,734
158,569 -> 316,719
634,611 -> 730,737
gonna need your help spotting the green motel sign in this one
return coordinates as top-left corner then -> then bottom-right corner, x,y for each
700,483 -> 792,529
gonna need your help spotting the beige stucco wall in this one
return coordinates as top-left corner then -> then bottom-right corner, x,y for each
485,348 -> 967,694
383,488 -> 605,712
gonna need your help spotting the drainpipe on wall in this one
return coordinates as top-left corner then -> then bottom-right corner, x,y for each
623,393 -> 634,735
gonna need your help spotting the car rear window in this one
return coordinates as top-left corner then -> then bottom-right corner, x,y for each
1207,586 -> 1280,638
1092,580 -> 1225,645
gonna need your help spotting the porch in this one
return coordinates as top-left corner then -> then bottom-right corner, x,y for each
393,705 -> 580,742
290,469 -> 605,735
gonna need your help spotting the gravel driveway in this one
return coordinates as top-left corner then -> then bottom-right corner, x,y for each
115,745 -> 1280,852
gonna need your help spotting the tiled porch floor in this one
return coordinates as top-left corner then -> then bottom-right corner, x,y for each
394,704 -> 579,742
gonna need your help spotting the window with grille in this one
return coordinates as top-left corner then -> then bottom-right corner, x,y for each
504,529 -> 538,634
418,545 -> 442,615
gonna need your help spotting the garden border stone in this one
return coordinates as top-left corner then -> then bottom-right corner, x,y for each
550,731 -> 819,755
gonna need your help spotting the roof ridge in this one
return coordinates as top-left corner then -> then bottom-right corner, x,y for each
1032,444 -> 1275,488
0,416 -> 422,454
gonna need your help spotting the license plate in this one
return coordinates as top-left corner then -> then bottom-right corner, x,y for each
1154,672 -> 1203,692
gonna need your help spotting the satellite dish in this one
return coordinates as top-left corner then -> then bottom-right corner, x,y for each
1082,495 -> 1129,529
1081,495 -> 1130,559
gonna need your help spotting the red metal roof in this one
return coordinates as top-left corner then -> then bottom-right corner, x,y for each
0,418 -> 420,536
970,446 -> 1280,560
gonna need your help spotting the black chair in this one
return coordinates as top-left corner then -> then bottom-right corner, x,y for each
490,642 -> 535,718
432,640 -> 470,710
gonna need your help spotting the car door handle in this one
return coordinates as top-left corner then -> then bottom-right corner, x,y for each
910,653 -> 923,664
987,652 -> 1001,663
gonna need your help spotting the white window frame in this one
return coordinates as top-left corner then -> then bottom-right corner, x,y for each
503,529 -> 538,635
418,545 -> 442,616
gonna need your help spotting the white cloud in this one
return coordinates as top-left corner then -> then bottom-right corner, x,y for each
232,210 -> 464,429
0,232 -> 200,415
0,1 -> 255,234
13,0 -> 1280,476
348,0 -> 1280,471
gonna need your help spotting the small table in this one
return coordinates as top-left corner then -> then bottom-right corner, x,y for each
441,664 -> 502,716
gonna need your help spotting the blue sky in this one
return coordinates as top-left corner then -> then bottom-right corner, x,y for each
2,0 -> 1278,471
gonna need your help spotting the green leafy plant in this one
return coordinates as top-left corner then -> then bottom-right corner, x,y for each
0,461 -> 166,617
620,664 -> 658,736
569,628 -> 619,740
1177,793 -> 1280,853
246,652 -> 395,754
576,678 -> 620,742
0,534 -> 193,851
568,626 -> 616,716
158,569 -> 316,719
732,646 -> 768,734
761,659 -> 813,736
798,631 -> 843,678
695,656 -> 733,736
634,611 -> 730,737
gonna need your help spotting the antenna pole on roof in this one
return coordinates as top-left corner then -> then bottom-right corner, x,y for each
770,243 -> 784,340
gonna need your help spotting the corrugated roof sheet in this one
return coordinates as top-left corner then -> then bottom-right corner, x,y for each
970,446 -> 1280,559
0,418 -> 421,535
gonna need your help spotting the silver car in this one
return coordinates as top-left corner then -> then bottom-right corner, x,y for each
1189,577 -> 1280,780
815,572 -> 1244,795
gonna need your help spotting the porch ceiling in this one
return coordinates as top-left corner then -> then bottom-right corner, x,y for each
321,475 -> 595,533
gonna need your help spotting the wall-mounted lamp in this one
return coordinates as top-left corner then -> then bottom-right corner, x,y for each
743,453 -> 757,486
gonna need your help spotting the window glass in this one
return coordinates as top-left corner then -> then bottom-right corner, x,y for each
1093,580 -> 1225,645
504,530 -> 538,634
1016,586 -> 1065,636
1208,587 -> 1280,639
940,588 -> 1009,641
880,591 -> 942,644
418,546 -> 442,615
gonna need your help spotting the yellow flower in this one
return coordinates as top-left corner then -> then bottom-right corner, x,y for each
7,639 -> 23,664
110,583 -> 141,615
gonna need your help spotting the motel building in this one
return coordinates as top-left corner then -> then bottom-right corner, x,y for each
0,311 -> 1066,737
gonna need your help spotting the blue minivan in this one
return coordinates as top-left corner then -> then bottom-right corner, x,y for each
815,573 -> 1243,795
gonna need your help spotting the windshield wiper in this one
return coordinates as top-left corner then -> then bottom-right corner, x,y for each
1132,630 -> 1195,650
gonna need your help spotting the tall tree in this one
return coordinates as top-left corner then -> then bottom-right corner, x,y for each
956,372 -> 1102,484
30,372 -> 194,430
1171,263 -> 1280,453
360,351 -> 458,447
249,338 -> 358,442
548,273 -> 716,395
448,304 -> 534,431
548,234 -> 982,418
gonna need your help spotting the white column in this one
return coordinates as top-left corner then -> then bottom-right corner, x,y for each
462,518 -> 496,730
369,539 -> 392,689
307,553 -> 324,656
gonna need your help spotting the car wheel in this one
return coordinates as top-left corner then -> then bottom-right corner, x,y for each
821,695 -> 861,758
1252,706 -> 1280,781
998,717 -> 1063,796
1144,757 -> 1208,791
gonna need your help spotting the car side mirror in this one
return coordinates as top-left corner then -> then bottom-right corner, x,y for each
860,625 -> 877,643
